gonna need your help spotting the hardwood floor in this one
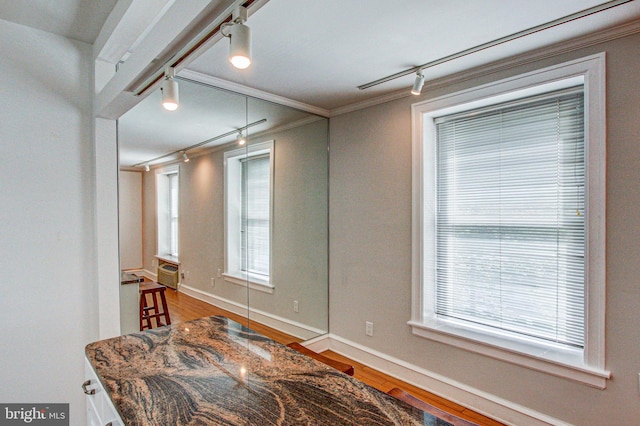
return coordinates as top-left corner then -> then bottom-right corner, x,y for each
163,288 -> 504,426
164,288 -> 302,345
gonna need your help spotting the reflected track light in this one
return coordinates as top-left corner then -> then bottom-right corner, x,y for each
161,67 -> 179,111
222,6 -> 252,70
182,152 -> 189,162
133,118 -> 267,169
237,130 -> 246,145
411,71 -> 424,95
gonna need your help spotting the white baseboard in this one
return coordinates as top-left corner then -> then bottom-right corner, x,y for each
178,284 -> 327,340
139,269 -> 156,281
163,279 -> 563,425
301,334 -> 332,352
306,334 -> 569,426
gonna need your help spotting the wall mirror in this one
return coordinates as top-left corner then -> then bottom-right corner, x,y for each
117,77 -> 329,340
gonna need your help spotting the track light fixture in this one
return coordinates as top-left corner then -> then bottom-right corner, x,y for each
237,130 -> 246,146
359,0 -> 631,93
221,6 -> 252,70
161,67 -> 179,111
133,118 -> 267,170
411,70 -> 425,95
144,164 -> 150,172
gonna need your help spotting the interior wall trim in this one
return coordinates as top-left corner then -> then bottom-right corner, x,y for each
329,18 -> 640,117
179,69 -> 331,117
140,269 -> 157,281
304,334 -> 571,426
179,284 -> 326,340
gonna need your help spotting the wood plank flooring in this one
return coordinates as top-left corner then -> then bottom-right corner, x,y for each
163,288 -> 504,426
164,287 -> 302,345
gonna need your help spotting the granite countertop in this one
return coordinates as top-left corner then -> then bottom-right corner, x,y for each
120,272 -> 142,285
86,316 -> 453,425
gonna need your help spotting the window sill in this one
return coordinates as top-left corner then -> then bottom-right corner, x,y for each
223,272 -> 274,294
408,319 -> 610,389
155,254 -> 180,265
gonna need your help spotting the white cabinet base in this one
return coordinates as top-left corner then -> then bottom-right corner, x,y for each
84,357 -> 124,426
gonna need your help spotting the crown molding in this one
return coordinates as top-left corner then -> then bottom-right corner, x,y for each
178,69 -> 331,117
328,90 -> 411,117
119,166 -> 144,172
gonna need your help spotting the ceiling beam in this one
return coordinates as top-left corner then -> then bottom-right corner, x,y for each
93,0 -> 174,64
94,0 -> 270,119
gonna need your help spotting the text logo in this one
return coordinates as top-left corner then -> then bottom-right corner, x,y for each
0,404 -> 68,425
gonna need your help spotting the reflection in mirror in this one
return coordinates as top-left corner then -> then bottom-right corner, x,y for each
244,96 -> 328,338
117,77 -> 328,340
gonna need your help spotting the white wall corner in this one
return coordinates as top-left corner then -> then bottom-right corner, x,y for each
95,117 -> 121,339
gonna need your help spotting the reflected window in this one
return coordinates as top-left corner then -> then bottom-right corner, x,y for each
156,166 -> 179,258
241,153 -> 270,277
224,141 -> 273,289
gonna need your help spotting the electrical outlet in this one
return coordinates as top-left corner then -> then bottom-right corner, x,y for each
365,321 -> 374,336
210,277 -> 215,287
293,300 -> 299,313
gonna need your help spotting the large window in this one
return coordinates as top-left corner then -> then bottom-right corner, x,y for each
241,153 -> 271,277
224,141 -> 273,291
435,88 -> 585,348
156,166 -> 179,258
410,55 -> 608,387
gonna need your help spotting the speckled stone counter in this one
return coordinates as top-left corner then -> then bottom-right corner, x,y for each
86,316 -> 455,425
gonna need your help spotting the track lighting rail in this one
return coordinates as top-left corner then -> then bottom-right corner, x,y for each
134,118 -> 267,168
131,0 -> 259,98
358,0 -> 633,91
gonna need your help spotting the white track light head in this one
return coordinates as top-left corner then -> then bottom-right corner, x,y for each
229,22 -> 251,69
222,7 -> 252,70
161,77 -> 179,111
411,71 -> 425,95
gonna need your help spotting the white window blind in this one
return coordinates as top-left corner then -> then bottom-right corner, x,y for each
168,172 -> 179,257
156,167 -> 179,259
241,154 -> 270,277
434,87 -> 585,348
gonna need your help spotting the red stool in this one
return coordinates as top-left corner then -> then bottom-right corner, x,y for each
139,282 -> 171,331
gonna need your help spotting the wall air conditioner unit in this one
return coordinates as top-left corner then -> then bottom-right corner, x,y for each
157,264 -> 179,289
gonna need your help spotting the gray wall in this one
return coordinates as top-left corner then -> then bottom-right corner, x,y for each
118,170 -> 142,270
143,119 -> 328,332
0,19 -> 97,423
329,32 -> 640,424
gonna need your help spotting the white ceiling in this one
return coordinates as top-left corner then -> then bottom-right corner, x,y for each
0,0 -> 117,44
188,0 -> 640,110
2,0 -> 639,166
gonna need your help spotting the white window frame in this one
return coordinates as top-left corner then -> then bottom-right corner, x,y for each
410,54 -> 609,388
156,164 -> 179,260
224,140 -> 274,293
